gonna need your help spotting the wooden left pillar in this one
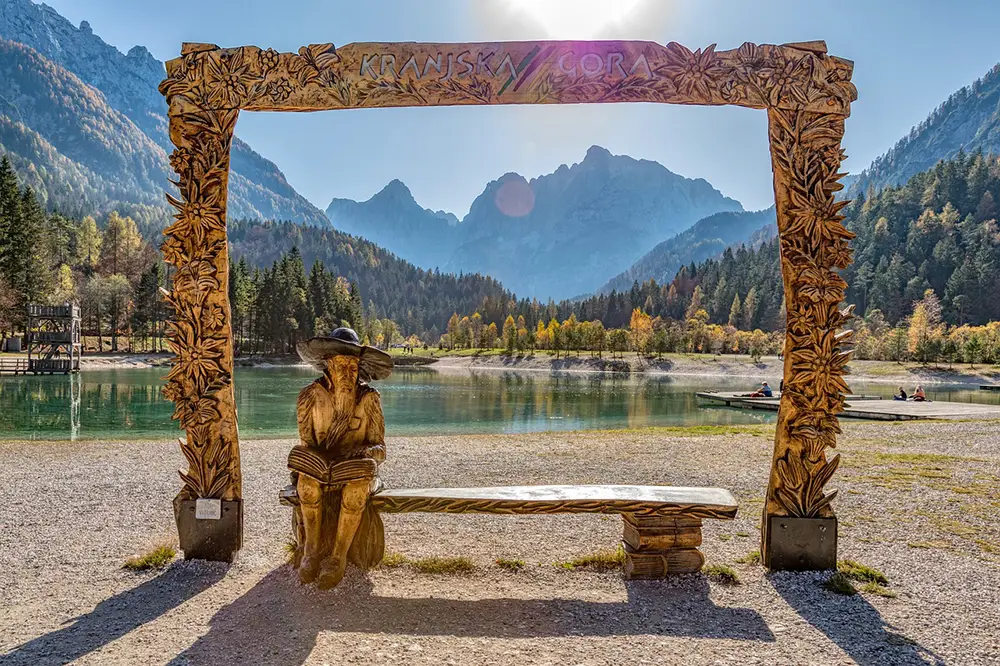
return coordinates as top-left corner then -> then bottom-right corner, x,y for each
160,100 -> 243,562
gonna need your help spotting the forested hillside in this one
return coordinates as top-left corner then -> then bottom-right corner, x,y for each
226,219 -> 514,342
611,151 -> 1000,331
847,63 -> 1000,197
0,0 -> 328,226
0,38 -> 168,228
843,151 -> 1000,325
599,208 -> 776,294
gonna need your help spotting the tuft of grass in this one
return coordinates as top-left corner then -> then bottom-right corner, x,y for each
496,558 -> 526,571
823,572 -> 857,596
702,564 -> 740,585
410,556 -> 476,574
718,534 -> 732,542
907,539 -> 951,549
378,552 -> 409,569
557,545 -> 626,571
123,544 -> 176,571
735,550 -> 761,565
580,424 -> 775,438
950,485 -> 990,496
735,532 -> 751,538
975,539 -> 1000,554
378,552 -> 476,574
861,581 -> 898,598
838,559 -> 888,586
931,518 -> 977,537
283,540 -> 297,554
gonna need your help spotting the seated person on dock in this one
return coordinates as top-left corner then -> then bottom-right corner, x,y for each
912,385 -> 927,402
894,386 -> 907,401
747,381 -> 773,398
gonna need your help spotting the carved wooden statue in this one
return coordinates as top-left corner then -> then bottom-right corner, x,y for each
285,327 -> 393,589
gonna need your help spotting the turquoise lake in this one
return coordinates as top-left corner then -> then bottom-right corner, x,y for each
0,366 -> 996,441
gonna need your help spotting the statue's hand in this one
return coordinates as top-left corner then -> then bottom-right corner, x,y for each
362,444 -> 385,462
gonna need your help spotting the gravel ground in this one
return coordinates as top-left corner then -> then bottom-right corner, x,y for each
1,420 -> 999,665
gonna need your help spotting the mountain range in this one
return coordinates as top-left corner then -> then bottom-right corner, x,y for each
0,0 -> 327,227
327,145 -> 743,300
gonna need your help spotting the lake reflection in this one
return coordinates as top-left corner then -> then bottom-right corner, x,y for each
0,366 -> 995,441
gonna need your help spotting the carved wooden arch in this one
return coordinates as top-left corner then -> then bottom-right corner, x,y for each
159,39 -> 857,566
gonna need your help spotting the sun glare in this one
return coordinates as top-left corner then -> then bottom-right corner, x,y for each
510,0 -> 644,39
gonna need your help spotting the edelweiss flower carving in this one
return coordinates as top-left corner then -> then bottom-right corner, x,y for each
206,49 -> 264,107
798,267 -> 847,303
160,235 -> 188,266
169,148 -> 194,176
759,56 -> 810,106
786,188 -> 850,245
204,304 -> 226,331
165,193 -> 226,246
660,43 -> 726,99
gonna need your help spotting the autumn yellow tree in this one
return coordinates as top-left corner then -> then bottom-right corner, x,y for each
502,314 -> 517,353
629,308 -> 653,357
907,289 -> 943,364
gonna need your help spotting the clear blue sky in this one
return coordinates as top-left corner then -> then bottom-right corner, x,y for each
44,0 -> 1000,216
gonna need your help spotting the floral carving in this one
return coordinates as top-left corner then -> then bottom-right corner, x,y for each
159,40 -> 857,115
658,43 -> 724,99
157,105 -> 241,503
764,106 -> 854,546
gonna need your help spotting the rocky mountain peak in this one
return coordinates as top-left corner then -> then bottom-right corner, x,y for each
372,179 -> 417,205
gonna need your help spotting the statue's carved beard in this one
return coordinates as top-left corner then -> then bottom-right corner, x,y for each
326,364 -> 358,419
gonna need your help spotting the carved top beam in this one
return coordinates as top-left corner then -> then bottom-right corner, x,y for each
160,40 -> 856,117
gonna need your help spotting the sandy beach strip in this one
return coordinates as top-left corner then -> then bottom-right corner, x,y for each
1,421 -> 999,665
72,351 -> 1000,387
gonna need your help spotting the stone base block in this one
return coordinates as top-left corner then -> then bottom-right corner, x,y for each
175,498 -> 243,563
764,515 -> 837,571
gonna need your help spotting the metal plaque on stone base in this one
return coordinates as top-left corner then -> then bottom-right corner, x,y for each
765,516 -> 837,571
174,498 -> 243,563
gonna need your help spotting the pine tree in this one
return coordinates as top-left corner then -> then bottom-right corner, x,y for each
728,294 -> 742,328
75,216 -> 102,273
741,286 -> 759,331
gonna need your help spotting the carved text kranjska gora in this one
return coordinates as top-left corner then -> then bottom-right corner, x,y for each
360,48 -> 655,84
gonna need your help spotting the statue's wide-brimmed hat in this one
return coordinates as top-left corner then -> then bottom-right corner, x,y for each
296,327 -> 393,380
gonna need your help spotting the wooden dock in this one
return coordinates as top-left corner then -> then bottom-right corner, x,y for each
696,391 -> 1000,421
0,358 -> 29,375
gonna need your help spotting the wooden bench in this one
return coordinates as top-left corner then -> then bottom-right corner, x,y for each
283,483 -> 738,579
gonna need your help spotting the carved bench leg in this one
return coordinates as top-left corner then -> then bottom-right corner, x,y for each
622,515 -> 705,579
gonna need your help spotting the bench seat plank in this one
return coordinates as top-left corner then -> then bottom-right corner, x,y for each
371,484 -> 738,519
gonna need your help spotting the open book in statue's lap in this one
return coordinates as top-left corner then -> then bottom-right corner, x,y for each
286,328 -> 393,589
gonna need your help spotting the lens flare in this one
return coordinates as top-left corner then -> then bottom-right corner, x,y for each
509,0 -> 644,39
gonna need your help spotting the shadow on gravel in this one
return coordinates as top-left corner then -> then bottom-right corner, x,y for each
169,566 -> 773,666
769,573 -> 945,666
1,563 -> 227,666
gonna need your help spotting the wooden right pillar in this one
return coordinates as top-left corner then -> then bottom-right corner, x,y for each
761,108 -> 854,570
